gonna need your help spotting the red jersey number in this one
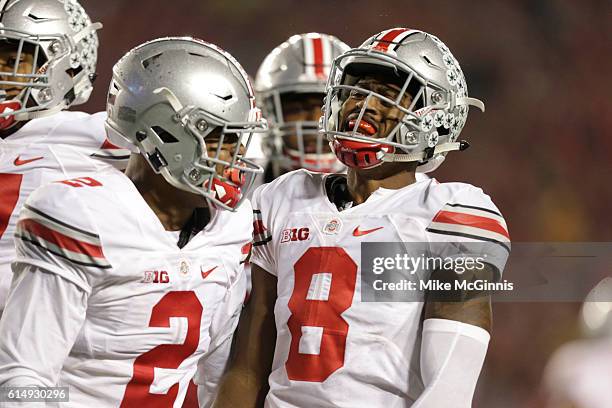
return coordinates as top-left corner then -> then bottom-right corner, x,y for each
286,247 -> 358,382
58,177 -> 102,188
120,291 -> 203,407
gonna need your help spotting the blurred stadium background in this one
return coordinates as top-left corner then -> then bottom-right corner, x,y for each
79,1 -> 612,406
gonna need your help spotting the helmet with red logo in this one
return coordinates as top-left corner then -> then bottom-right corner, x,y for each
321,28 -> 485,173
105,37 -> 265,211
255,33 -> 349,176
0,0 -> 101,130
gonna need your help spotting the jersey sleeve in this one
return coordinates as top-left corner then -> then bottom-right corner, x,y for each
50,111 -> 130,171
425,185 -> 510,278
250,183 -> 276,275
12,182 -> 111,294
0,264 -> 88,391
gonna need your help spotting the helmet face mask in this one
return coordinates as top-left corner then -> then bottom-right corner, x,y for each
322,28 -> 485,173
262,90 -> 342,174
0,0 -> 101,127
106,37 -> 266,211
255,33 -> 350,176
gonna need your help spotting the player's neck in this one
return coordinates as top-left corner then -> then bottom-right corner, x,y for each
347,168 -> 416,205
125,154 -> 208,231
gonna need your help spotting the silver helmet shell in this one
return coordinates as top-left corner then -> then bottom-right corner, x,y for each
0,0 -> 101,123
255,33 -> 349,176
322,28 -> 485,173
106,37 -> 265,211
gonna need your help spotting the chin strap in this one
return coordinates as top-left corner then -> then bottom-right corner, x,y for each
382,140 -> 470,163
13,102 -> 68,122
457,96 -> 485,112
283,147 -> 344,172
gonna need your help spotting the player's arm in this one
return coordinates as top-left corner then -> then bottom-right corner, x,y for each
0,181 -> 106,393
414,185 -> 510,407
0,265 -> 88,390
212,263 -> 277,408
413,264 -> 494,408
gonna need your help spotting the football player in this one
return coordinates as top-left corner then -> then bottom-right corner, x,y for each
0,0 -> 129,313
253,33 -> 350,184
0,37 -> 265,407
214,28 -> 510,407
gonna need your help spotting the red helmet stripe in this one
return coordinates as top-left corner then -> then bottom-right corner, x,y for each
312,37 -> 325,78
373,28 -> 410,52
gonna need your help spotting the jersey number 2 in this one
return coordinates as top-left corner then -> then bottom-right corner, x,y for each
120,291 -> 203,407
286,247 -> 357,382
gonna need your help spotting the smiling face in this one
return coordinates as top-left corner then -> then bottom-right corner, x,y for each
338,73 -> 413,140
336,72 -> 418,178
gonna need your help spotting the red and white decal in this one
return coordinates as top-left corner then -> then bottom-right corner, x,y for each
371,28 -> 415,53
303,34 -> 332,79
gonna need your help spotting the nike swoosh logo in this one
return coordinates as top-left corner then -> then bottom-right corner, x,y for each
14,155 -> 44,166
353,226 -> 384,237
201,265 -> 218,279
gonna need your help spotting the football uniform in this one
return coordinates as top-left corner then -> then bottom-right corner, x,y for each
0,111 -> 130,312
0,169 -> 251,407
251,169 -> 509,407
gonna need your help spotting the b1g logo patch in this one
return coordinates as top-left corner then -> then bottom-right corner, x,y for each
281,227 -> 310,244
141,270 -> 170,283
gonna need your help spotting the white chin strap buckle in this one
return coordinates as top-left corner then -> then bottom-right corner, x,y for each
457,96 -> 485,112
382,140 -> 469,163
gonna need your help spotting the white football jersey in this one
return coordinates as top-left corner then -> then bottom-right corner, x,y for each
0,111 -> 130,312
251,169 -> 509,408
0,169 -> 251,407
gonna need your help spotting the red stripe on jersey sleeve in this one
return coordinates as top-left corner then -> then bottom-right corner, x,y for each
432,210 -> 510,239
373,28 -> 408,52
18,218 -> 105,259
312,37 -> 325,77
101,139 -> 122,150
253,219 -> 266,235
241,242 -> 253,255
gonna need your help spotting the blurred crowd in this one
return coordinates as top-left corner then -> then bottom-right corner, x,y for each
79,1 -> 611,406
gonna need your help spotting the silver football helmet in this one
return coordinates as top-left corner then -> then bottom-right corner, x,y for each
255,33 -> 349,176
0,0 -> 101,129
321,28 -> 485,173
106,37 -> 266,211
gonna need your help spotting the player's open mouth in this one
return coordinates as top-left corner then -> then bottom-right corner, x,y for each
345,117 -> 378,136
